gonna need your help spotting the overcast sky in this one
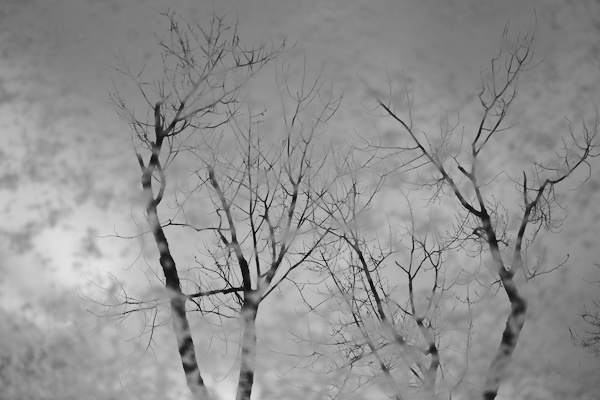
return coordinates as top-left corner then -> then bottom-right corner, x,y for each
1,0 -> 599,397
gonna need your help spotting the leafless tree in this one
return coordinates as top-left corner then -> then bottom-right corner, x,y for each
305,160 -> 471,400
111,11 -> 340,400
571,262 -> 600,358
369,27 -> 599,400
107,11 -> 598,400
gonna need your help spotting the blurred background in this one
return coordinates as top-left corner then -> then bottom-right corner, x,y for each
0,0 -> 599,399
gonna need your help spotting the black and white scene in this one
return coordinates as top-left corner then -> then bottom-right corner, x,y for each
1,0 -> 599,399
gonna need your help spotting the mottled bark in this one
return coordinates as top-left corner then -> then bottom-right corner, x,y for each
146,207 -> 211,400
481,292 -> 527,400
140,137 -> 210,399
418,318 -> 440,394
481,219 -> 528,400
236,296 -> 259,400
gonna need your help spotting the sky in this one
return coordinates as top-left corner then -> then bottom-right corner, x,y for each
1,0 -> 600,398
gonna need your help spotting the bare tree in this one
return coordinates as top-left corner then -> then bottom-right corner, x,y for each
368,28 -> 599,400
111,12 -> 340,400
184,62 -> 340,400
571,262 -> 600,357
307,160 -> 471,400
108,11 -> 598,400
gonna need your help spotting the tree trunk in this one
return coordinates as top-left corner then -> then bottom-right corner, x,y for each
482,226 -> 528,400
481,278 -> 527,400
142,159 -> 211,399
236,294 -> 259,400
